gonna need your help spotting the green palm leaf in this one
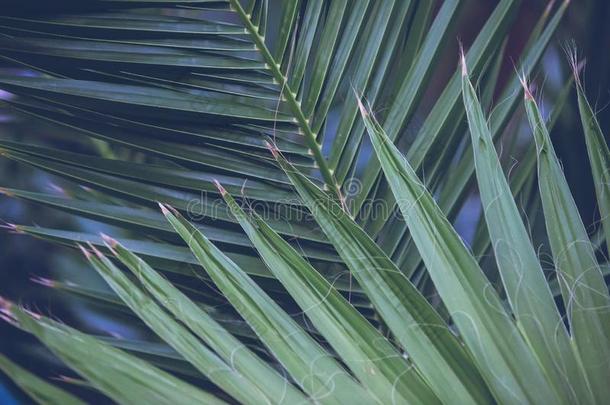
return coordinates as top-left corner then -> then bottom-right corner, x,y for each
271,145 -> 491,404
523,82 -> 610,402
461,57 -> 582,402
0,354 -> 85,405
218,183 -> 435,404
1,1 -> 609,403
360,95 -> 565,404
572,57 -> 610,253
1,299 -> 225,404
161,203 -> 373,403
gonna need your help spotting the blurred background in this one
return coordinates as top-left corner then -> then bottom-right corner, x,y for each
1,1 -> 609,403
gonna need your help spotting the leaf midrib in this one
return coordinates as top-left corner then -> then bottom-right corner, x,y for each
228,0 -> 342,201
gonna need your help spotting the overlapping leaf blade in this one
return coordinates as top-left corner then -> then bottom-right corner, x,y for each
574,67 -> 610,253
461,61 -> 582,402
381,1 -> 569,275
218,184 -> 435,404
160,203 -> 372,404
0,354 -> 85,405
82,243 -> 272,405
2,302 -> 224,405
353,0 -> 519,215
523,87 -> 610,402
270,146 -> 491,404
101,236 -> 308,404
360,99 -> 564,404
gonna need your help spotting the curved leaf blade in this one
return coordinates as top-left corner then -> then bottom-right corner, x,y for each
160,204 -> 372,404
574,65 -> 610,253
461,61 -> 579,403
360,99 -> 564,404
102,237 -> 308,404
1,302 -> 225,405
270,144 -> 491,405
0,354 -> 85,405
218,184 -> 435,404
523,84 -> 610,402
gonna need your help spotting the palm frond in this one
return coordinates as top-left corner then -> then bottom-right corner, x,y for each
1,1 -> 609,404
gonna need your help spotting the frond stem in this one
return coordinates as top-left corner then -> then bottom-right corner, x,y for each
229,0 -> 343,202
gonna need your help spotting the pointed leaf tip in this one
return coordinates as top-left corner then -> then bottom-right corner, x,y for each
157,202 -> 169,215
77,243 -> 92,260
0,297 -> 16,326
355,95 -> 368,118
48,183 -> 65,195
30,276 -> 55,288
0,221 -> 18,233
55,375 -> 82,385
213,180 -> 226,196
158,202 -> 179,217
459,42 -> 467,76
519,75 -> 534,100
100,233 -> 118,252
265,141 -> 279,158
565,43 -> 584,84
86,242 -> 104,259
0,296 -> 12,313
543,0 -> 557,17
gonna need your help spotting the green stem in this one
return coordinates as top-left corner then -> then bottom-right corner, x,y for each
229,0 -> 343,201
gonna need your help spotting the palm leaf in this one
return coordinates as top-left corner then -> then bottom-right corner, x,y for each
461,57 -> 581,402
572,56 -> 610,253
108,236 -> 308,402
218,183 -> 435,404
271,145 -> 491,404
360,96 -> 566,404
523,82 -> 610,402
161,203 -> 373,403
1,300 -> 225,404
0,354 -> 85,405
1,1 -> 608,403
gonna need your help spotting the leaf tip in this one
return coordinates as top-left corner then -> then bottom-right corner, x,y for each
0,296 -> 16,326
543,0 -> 557,17
157,201 -> 169,215
0,295 -> 12,314
77,243 -> 92,260
355,95 -> 368,118
87,242 -> 104,259
213,179 -> 227,196
265,140 -> 280,159
564,41 -> 585,86
55,375 -> 83,385
48,183 -> 66,196
459,42 -> 467,77
159,203 -> 180,219
0,220 -> 19,233
30,276 -> 56,288
519,74 -> 534,100
100,233 -> 118,253
351,86 -> 369,118
0,187 -> 14,197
